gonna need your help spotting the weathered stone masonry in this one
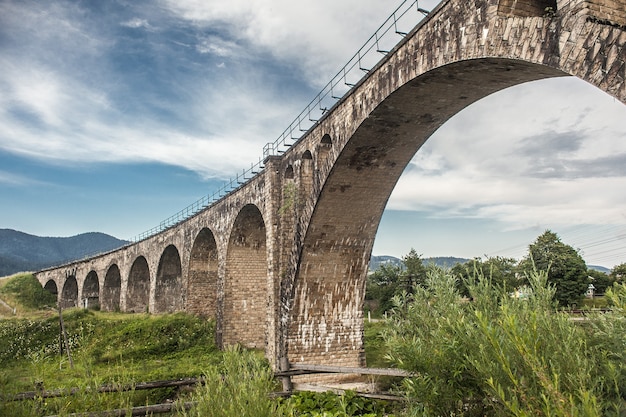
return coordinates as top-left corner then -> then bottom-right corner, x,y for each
36,0 -> 625,371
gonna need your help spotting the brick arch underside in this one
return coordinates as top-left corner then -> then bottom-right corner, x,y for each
223,204 -> 268,349
187,228 -> 219,318
126,256 -> 150,313
155,245 -> 184,313
287,58 -> 580,366
102,265 -> 121,312
83,271 -> 100,309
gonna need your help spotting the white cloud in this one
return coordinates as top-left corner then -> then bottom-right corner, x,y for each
159,0 -> 438,86
121,18 -> 151,29
388,77 -> 626,229
195,36 -> 242,57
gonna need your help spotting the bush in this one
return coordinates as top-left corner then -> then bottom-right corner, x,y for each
384,267 -> 626,416
179,345 -> 276,417
277,390 -> 393,416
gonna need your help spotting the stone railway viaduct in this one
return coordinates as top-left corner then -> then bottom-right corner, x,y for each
36,0 -> 625,370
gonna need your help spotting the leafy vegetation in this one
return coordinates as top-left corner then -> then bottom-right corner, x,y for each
451,256 -> 521,297
370,231 -> 625,309
277,390 -> 395,416
179,346 -> 277,417
366,249 -> 427,315
0,273 -> 56,311
383,266 -> 626,416
0,309 -> 220,416
518,230 -> 589,306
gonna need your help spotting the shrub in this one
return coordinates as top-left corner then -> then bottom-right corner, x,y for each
384,267 -> 626,416
179,345 -> 276,417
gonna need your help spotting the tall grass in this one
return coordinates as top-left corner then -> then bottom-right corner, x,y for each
179,345 -> 277,417
384,267 -> 626,416
0,309 -> 219,416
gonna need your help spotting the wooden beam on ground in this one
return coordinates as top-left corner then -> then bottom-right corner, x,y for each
274,363 -> 411,377
44,401 -> 195,417
292,383 -> 406,402
7,378 -> 203,401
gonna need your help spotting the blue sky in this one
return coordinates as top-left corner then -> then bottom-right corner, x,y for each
1,0 -> 625,269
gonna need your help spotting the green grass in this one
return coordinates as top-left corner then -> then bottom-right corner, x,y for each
0,274 -> 400,416
364,321 -> 390,369
0,273 -> 57,317
0,308 -> 221,416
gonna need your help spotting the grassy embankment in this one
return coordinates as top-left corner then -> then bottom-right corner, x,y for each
0,273 -> 395,416
0,273 -> 228,415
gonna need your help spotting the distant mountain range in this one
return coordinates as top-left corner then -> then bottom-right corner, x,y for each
369,255 -> 610,274
0,228 -> 610,278
369,255 -> 470,271
0,229 -> 128,277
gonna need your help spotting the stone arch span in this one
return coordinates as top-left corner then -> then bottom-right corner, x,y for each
61,275 -> 78,309
44,279 -> 58,303
126,256 -> 150,313
102,264 -> 121,312
223,204 -> 268,348
82,271 -> 100,309
281,0 -> 626,367
286,54 -> 624,366
187,228 -> 219,318
154,244 -> 184,313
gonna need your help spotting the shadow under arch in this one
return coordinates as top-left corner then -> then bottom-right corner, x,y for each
223,204 -> 268,349
155,244 -> 183,313
102,264 -> 121,312
286,57 -> 613,366
44,279 -> 58,305
61,275 -> 78,309
187,228 -> 219,318
127,256 -> 150,313
82,271 -> 100,309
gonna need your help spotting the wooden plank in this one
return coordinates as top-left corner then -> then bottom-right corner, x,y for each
44,401 -> 195,417
7,378 -> 203,401
293,383 -> 406,402
287,363 -> 412,377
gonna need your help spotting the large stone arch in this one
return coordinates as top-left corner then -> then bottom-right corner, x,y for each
154,244 -> 184,313
223,204 -> 268,348
102,264 -> 121,312
187,228 -> 219,318
282,0 -> 626,367
126,256 -> 150,313
60,275 -> 78,309
82,271 -> 100,309
287,58 -> 622,365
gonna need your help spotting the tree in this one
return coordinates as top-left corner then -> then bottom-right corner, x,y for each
610,262 -> 626,283
519,230 -> 588,307
588,269 -> 612,295
366,263 -> 403,314
402,248 -> 427,292
365,248 -> 426,315
452,256 -> 520,297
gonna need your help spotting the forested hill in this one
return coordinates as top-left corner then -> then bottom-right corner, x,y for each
0,229 -> 128,276
370,255 -> 470,271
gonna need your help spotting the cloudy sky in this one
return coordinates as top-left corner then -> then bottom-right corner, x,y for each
1,0 -> 625,269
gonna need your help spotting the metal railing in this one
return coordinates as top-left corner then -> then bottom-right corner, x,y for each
129,0 -> 429,243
